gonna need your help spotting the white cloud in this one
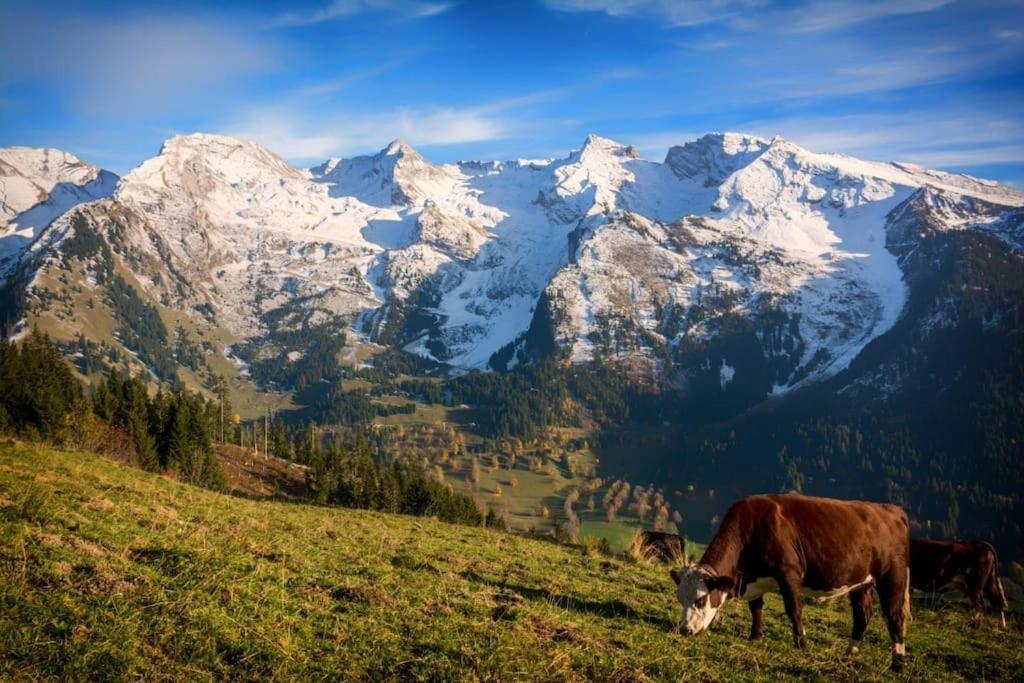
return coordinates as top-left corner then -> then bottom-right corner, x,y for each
623,112 -> 1024,174
782,0 -> 954,34
221,110 -> 348,161
545,0 -> 953,31
0,13 -> 273,116
222,105 -> 508,163
894,145 -> 1024,168
699,42 -> 1000,105
680,39 -> 736,50
390,108 -> 506,146
736,112 -> 1024,170
272,0 -> 453,27
544,0 -> 758,27
294,57 -> 416,97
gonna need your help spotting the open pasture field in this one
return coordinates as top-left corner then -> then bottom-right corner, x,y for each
1,444 -> 1020,681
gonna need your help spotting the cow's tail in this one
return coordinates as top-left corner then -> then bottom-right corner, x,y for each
983,545 -> 1009,627
984,544 -> 1008,604
903,567 -> 912,624
899,509 -> 912,625
993,562 -> 1009,629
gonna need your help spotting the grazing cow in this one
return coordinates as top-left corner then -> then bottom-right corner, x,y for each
670,494 -> 911,671
910,539 -> 1008,627
635,530 -> 687,564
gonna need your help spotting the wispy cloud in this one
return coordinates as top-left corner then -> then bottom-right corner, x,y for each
907,145 -> 1024,167
0,11 -> 274,116
545,0 -> 954,31
774,47 -> 985,99
544,0 -> 758,27
679,39 -> 736,51
294,55 -> 420,97
733,112 -> 1024,170
777,0 -> 955,34
271,0 -> 453,28
621,111 -> 1024,174
222,104 -> 509,163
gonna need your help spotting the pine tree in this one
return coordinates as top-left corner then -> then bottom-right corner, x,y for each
164,394 -> 192,472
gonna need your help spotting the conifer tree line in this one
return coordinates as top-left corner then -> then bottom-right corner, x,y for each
90,370 -> 225,490
0,328 -> 81,440
0,329 -> 491,528
229,420 -> 499,528
0,328 -> 225,490
306,437 -> 485,527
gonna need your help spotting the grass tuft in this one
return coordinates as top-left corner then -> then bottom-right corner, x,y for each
15,482 -> 51,522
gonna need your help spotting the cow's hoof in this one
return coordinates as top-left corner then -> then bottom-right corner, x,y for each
890,656 -> 906,674
846,640 -> 861,656
749,631 -> 763,641
795,636 -> 808,650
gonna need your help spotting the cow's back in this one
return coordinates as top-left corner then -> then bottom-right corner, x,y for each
743,494 -> 909,589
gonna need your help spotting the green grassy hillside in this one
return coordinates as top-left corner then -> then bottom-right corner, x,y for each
1,443 -> 1020,681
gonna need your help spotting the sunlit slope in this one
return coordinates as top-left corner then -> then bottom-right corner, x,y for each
1,443 -> 1020,681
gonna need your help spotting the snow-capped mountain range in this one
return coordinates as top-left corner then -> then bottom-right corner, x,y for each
2,131 -> 1023,396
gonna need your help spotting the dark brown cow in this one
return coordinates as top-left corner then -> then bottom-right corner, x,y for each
910,539 -> 1008,627
670,494 -> 911,670
635,530 -> 687,564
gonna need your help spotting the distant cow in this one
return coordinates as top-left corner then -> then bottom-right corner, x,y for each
910,539 -> 1008,627
670,494 -> 912,671
634,530 -> 687,564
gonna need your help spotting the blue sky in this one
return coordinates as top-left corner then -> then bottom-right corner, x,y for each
1,0 -> 1022,185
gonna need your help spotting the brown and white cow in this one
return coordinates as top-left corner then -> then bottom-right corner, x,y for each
670,493 -> 912,670
910,539 -> 1008,627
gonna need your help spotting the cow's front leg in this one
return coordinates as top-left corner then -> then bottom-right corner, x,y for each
778,573 -> 807,649
748,597 -> 764,640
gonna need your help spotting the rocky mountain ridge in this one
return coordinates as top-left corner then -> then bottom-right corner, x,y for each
2,131 -> 1022,401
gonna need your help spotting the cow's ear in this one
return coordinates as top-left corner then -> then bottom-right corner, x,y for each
706,575 -> 735,594
670,569 -> 681,586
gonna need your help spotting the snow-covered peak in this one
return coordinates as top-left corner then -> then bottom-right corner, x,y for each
0,146 -> 118,280
0,147 -> 111,220
312,139 -> 459,208
309,157 -> 342,177
384,138 -> 420,158
699,133 -> 1024,210
122,133 -> 303,199
11,128 -> 1023,384
567,134 -> 641,167
538,134 -> 649,223
664,132 -> 771,185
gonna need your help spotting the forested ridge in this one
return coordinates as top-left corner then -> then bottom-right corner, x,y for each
0,329 -> 485,529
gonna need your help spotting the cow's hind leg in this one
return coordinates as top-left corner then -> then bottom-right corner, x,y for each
877,570 -> 910,672
748,597 -> 764,640
779,572 -> 807,649
847,588 -> 873,655
965,569 -> 985,616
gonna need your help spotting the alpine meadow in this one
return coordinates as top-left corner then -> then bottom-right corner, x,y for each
1,0 -> 1023,680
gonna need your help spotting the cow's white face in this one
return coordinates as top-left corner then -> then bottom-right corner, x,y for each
671,566 -> 733,636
